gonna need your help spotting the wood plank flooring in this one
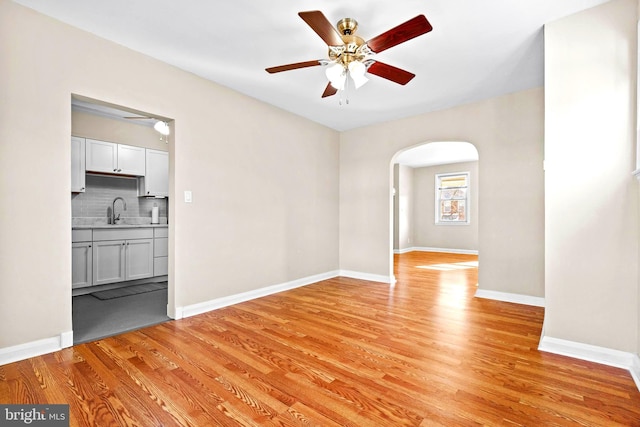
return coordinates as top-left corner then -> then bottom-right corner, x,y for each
2,251 -> 639,426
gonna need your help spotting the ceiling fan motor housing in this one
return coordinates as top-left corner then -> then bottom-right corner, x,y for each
337,18 -> 358,35
329,18 -> 369,65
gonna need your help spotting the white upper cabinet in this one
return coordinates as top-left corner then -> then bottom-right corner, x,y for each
138,149 -> 169,197
71,136 -> 86,192
117,144 -> 146,175
85,138 -> 145,176
85,138 -> 116,173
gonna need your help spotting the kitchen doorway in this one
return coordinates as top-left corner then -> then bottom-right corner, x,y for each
71,95 -> 173,344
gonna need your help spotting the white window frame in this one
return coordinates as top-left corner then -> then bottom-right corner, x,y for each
435,171 -> 470,225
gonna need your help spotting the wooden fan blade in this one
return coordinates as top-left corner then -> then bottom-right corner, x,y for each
365,15 -> 432,54
266,60 -> 321,74
367,61 -> 415,85
299,11 -> 344,46
322,83 -> 338,98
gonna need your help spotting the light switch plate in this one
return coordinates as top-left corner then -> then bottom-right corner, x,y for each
184,190 -> 192,203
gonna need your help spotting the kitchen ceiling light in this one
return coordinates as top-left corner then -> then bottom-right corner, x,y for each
154,120 -> 170,136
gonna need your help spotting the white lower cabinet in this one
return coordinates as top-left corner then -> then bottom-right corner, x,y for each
91,228 -> 155,286
72,242 -> 92,288
93,240 -> 126,285
92,238 -> 154,285
72,229 -> 92,288
153,227 -> 168,276
125,238 -> 154,281
72,227 -> 165,288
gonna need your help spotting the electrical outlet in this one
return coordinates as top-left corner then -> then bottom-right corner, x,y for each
184,190 -> 192,203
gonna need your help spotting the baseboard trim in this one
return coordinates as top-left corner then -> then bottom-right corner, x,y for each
177,270 -> 340,319
338,270 -> 393,284
631,354 -> 640,391
539,335 -> 640,392
175,269 -> 394,320
394,247 -> 479,255
0,331 -> 73,366
393,247 -> 414,254
475,289 -> 545,307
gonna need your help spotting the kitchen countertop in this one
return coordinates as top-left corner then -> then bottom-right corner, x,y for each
72,224 -> 168,229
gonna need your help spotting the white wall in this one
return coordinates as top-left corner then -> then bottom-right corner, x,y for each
0,0 -> 339,349
340,88 -> 545,296
544,0 -> 639,352
413,161 -> 479,251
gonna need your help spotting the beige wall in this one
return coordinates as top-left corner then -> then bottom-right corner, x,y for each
340,87 -> 545,296
544,0 -> 639,352
72,109 -> 169,151
413,161 -> 479,251
637,0 -> 640,365
0,0 -> 339,348
393,164 -> 414,251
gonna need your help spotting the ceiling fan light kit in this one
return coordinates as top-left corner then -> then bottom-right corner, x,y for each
266,10 -> 433,102
153,120 -> 170,136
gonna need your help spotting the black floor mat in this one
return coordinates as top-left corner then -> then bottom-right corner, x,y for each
91,282 -> 167,300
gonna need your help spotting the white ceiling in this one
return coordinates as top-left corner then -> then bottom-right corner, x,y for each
15,0 -> 609,131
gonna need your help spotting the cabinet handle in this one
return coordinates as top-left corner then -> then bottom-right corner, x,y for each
81,187 -> 85,191
147,191 -> 150,195
118,169 -> 122,172
88,245 -> 91,248
113,168 -> 117,172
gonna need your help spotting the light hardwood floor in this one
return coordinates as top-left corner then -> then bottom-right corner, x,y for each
1,252 -> 639,426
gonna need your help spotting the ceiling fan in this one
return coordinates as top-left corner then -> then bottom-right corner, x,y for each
266,10 -> 433,99
124,115 -> 170,136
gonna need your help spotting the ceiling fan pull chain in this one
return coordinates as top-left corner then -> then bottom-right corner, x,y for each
345,71 -> 351,105
339,73 -> 346,106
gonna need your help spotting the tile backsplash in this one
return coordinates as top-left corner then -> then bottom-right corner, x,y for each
72,174 -> 167,223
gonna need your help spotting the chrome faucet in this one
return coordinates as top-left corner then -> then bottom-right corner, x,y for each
111,197 -> 127,224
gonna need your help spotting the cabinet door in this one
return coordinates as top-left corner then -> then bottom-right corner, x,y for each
125,238 -> 154,281
153,237 -> 168,258
153,236 -> 168,277
93,240 -> 126,285
154,257 -> 168,276
72,242 -> 92,288
71,137 -> 86,192
141,149 -> 168,197
117,144 -> 146,176
85,139 -> 117,173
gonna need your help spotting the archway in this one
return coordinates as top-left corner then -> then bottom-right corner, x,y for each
390,141 -> 479,282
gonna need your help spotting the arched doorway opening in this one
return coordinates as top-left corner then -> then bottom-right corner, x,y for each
390,141 -> 479,282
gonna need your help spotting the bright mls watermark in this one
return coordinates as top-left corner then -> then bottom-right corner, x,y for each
0,405 -> 69,426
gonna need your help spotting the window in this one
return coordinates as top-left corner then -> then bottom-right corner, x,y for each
436,172 -> 469,224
